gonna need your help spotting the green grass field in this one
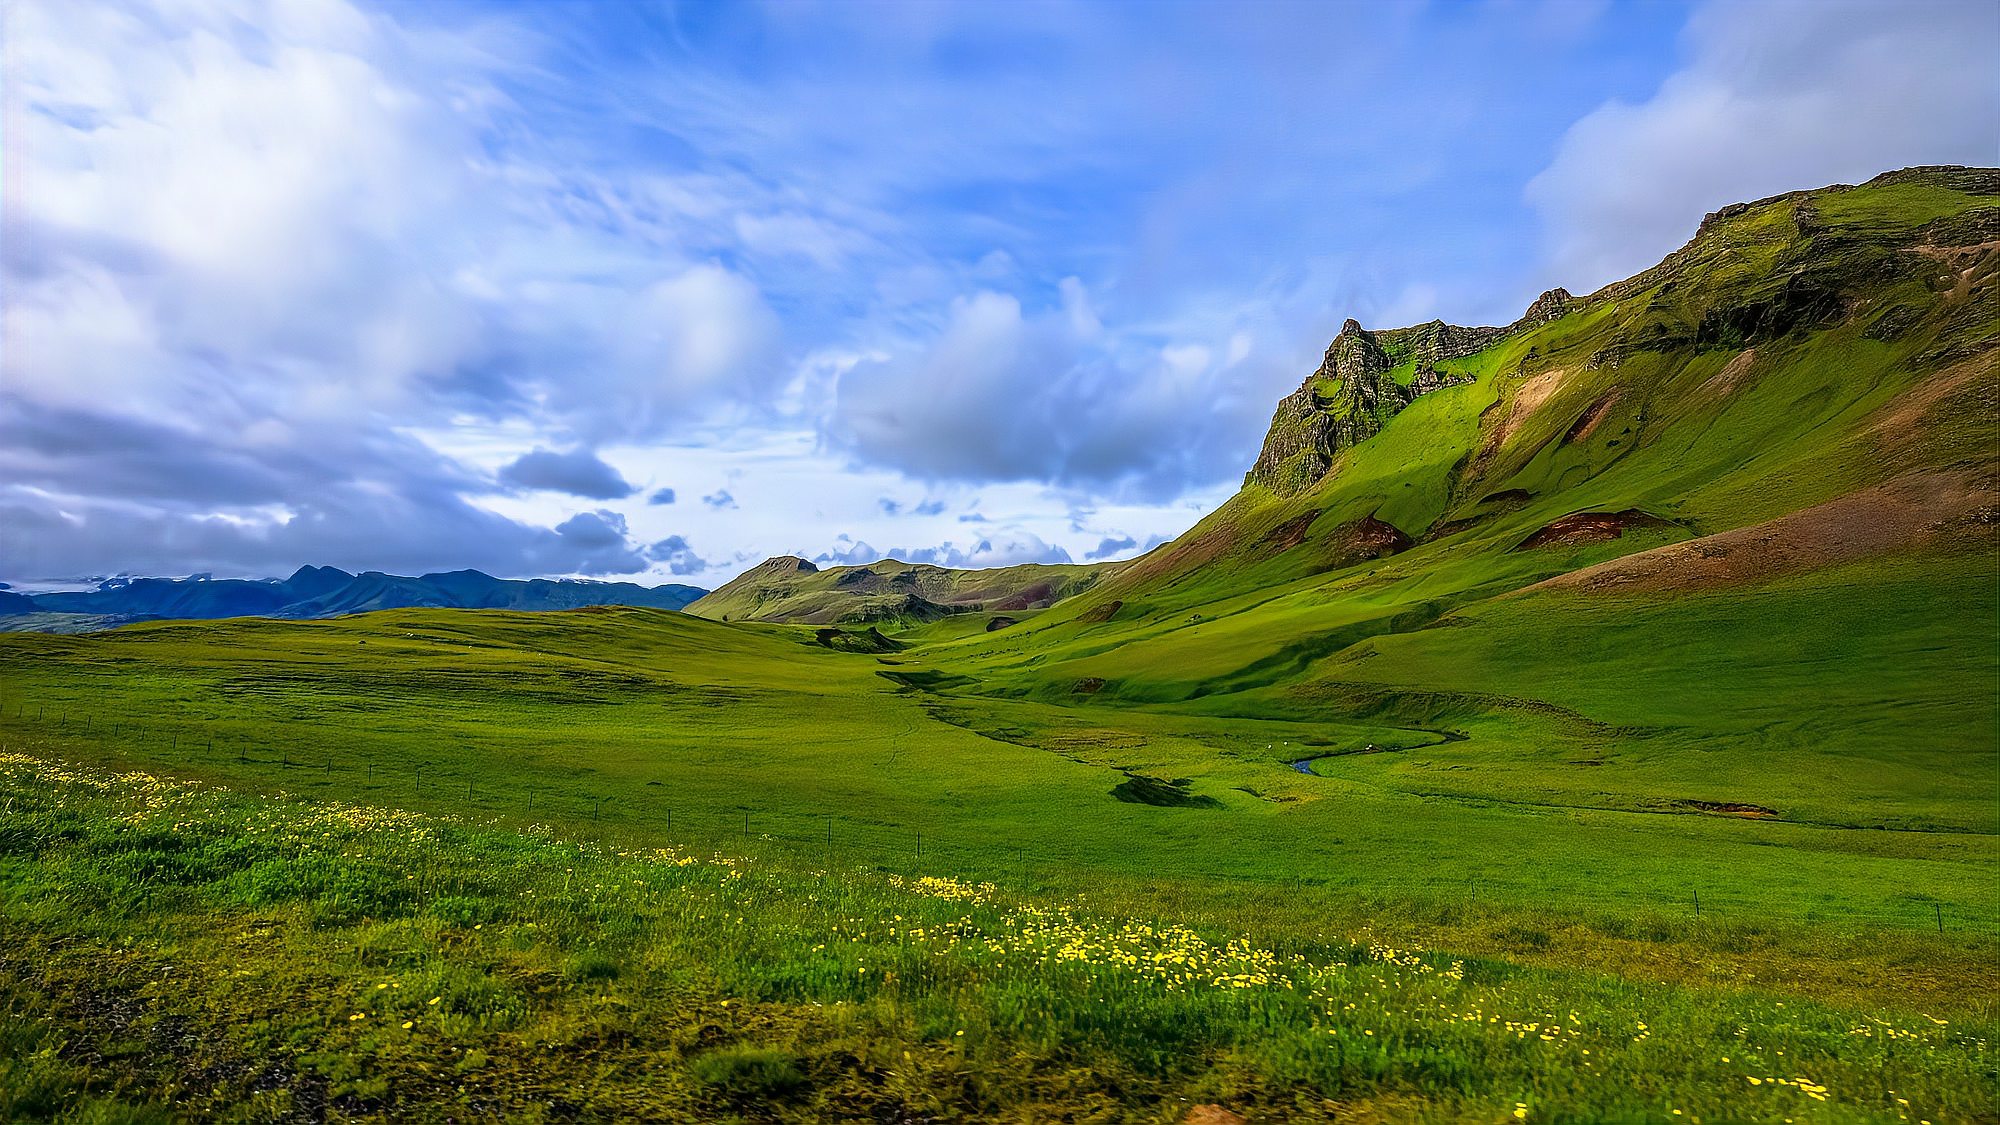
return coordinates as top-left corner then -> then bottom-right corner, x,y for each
2,753 -> 1992,1124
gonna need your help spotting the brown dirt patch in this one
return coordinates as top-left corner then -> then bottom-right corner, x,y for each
1072,677 -> 1106,695
1908,241 -> 2000,303
1529,469 -> 1998,595
1257,510 -> 1321,552
1701,347 -> 1758,396
1497,368 -> 1568,444
1867,349 -> 1997,451
1186,1107 -> 1248,1125
984,616 -> 1017,632
1075,600 -> 1123,624
1111,520 -> 1237,589
987,582 -> 1056,612
1326,516 -> 1412,566
1563,389 -> 1623,444
1513,509 -> 1677,551
1468,369 -> 1569,483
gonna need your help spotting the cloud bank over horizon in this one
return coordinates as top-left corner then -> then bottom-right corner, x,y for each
4,0 -> 1993,585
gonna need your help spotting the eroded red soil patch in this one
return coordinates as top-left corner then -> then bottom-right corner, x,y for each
1075,600 -> 1123,624
1257,510 -> 1322,552
1530,469 -> 1998,595
1514,509 -> 1676,551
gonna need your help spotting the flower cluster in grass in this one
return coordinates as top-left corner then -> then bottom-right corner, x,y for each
0,752 -> 1990,1125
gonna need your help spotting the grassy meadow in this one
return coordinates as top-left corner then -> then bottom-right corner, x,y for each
0,594 -> 1995,1122
1,752 -> 1992,1124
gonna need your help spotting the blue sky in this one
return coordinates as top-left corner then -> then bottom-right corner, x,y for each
4,0 -> 1995,585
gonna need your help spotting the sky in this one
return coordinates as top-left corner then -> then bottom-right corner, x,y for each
4,0 -> 1996,588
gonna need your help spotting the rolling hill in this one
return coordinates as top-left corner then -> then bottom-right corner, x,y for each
687,555 -> 1117,626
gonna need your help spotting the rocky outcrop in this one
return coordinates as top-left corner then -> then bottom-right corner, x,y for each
1245,322 -> 1396,496
1517,287 -> 1577,328
1247,291 -> 1579,496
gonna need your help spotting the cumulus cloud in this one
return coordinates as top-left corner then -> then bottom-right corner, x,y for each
828,283 -> 1280,499
647,487 -> 677,505
1528,0 -> 2000,289
645,534 -> 710,576
2,0 -> 780,580
888,531 -> 1074,569
498,448 -> 637,500
1085,535 -> 1138,560
813,536 -> 883,567
702,490 -> 739,509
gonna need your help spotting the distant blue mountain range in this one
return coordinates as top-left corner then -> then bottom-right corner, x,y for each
0,566 -> 705,628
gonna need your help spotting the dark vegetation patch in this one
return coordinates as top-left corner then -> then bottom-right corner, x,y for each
1562,390 -> 1623,444
814,627 -> 904,653
689,1045 -> 806,1103
984,616 -> 1017,632
1671,799 -> 1781,820
1072,677 -> 1106,695
1109,773 -> 1221,809
874,668 -> 974,691
1425,491 -> 1538,542
988,582 -> 1055,612
837,593 -> 957,626
1693,270 -> 1849,350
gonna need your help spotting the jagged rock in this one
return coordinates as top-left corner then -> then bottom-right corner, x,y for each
1243,280 -> 1599,497
1517,287 -> 1577,328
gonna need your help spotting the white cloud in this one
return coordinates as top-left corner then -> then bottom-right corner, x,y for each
827,281 -> 1290,498
2,0 -> 791,580
1528,0 -> 2000,290
890,531 -> 1074,569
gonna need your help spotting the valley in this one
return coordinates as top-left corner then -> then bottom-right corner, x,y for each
3,166 -> 1995,1122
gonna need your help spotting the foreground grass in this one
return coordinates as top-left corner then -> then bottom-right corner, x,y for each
1,753 -> 1992,1123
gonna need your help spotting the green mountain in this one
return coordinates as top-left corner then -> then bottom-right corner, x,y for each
2,566 -> 705,629
947,165 -> 1994,655
897,164 -> 1997,831
687,555 -> 1116,627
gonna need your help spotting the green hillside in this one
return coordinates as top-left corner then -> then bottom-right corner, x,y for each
2,167 -> 1995,1122
904,166 -> 1999,837
688,555 -> 1116,626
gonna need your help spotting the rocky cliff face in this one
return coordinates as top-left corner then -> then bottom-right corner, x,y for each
1246,289 -> 1577,496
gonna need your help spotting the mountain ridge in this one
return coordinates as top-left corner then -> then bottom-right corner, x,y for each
0,566 -> 707,630
687,556 -> 1117,626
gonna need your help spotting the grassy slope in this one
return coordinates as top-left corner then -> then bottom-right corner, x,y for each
687,558 -> 1115,626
